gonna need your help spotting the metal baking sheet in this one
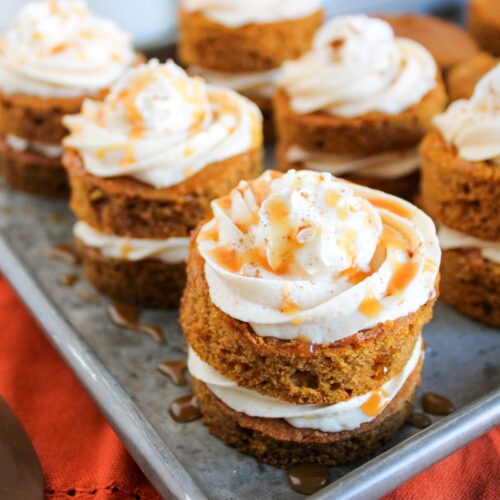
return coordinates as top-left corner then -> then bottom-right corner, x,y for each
1,175 -> 499,500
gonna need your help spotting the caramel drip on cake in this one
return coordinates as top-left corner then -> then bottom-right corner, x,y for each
287,464 -> 331,495
157,360 -> 188,386
387,262 -> 418,295
358,296 -> 383,317
369,198 -> 411,219
169,394 -> 201,423
108,302 -> 164,342
422,392 -> 455,415
361,388 -> 389,417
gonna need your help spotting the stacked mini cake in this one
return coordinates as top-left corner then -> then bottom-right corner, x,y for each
469,0 -> 500,56
421,64 -> 500,327
447,52 -> 498,101
178,0 -> 324,138
181,169 -> 440,466
275,15 -> 447,200
63,60 -> 263,307
380,13 -> 480,74
0,0 -> 135,196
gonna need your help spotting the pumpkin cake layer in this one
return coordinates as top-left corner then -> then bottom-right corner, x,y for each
64,149 -> 263,239
420,129 -> 500,241
76,240 -> 186,309
274,82 -> 447,157
178,9 -> 323,73
0,138 -> 68,197
440,248 -> 500,328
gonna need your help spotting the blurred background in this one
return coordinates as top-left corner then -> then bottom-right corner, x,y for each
1,0 -> 467,50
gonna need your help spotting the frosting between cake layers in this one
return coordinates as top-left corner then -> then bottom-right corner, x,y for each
189,66 -> 279,100
438,225 -> 500,264
182,0 -> 322,27
286,145 -> 420,179
74,221 -> 189,263
63,60 -> 262,189
0,0 -> 135,98
188,335 -> 423,433
197,169 -> 440,345
278,15 -> 438,117
434,64 -> 500,163
5,134 -> 63,158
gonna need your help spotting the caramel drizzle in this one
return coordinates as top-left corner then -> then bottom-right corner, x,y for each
361,388 -> 389,417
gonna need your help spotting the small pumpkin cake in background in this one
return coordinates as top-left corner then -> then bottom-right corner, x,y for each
446,52 -> 498,101
63,59 -> 263,308
181,169 -> 441,467
0,0 -> 136,197
178,0 -> 324,139
469,0 -> 500,56
380,13 -> 480,74
275,15 -> 447,201
421,64 -> 500,327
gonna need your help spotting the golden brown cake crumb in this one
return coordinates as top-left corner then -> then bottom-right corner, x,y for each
0,137 -> 68,197
440,248 -> 500,327
178,9 -> 324,73
420,129 -> 500,241
64,148 -> 263,239
77,240 -> 186,309
274,82 -> 447,157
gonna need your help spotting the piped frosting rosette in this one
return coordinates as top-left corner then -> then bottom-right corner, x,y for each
0,0 -> 135,97
434,64 -> 500,164
197,170 -> 440,345
63,59 -> 262,189
279,15 -> 438,117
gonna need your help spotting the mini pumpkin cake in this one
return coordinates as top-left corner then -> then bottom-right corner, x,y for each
380,13 -> 480,73
469,0 -> 500,56
178,0 -> 324,139
0,0 -> 136,197
63,60 -> 263,308
421,64 -> 500,327
275,15 -> 447,200
446,52 -> 498,101
181,169 -> 441,466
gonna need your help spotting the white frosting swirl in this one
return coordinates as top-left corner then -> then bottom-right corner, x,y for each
434,64 -> 500,163
189,336 -> 422,432
5,134 -> 63,158
438,225 -> 500,264
189,66 -> 279,100
197,170 -> 440,345
63,60 -> 262,189
0,0 -> 135,98
279,15 -> 438,117
286,145 -> 420,179
181,0 -> 322,28
74,221 -> 189,263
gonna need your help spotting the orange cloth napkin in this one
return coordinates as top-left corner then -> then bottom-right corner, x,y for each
0,275 -> 498,499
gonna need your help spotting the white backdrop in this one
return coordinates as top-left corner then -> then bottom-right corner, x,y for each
0,0 -> 466,49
